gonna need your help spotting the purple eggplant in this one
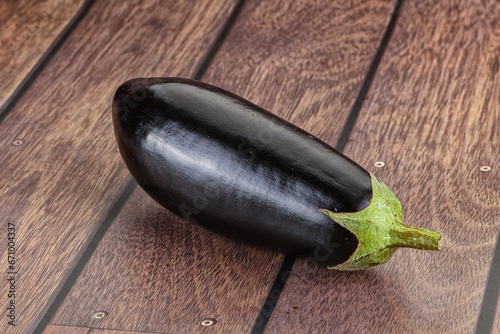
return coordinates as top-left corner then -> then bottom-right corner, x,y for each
112,78 -> 441,270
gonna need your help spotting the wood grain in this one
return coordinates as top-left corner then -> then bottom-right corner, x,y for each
0,0 -> 85,111
43,325 -> 90,334
43,325 -> 162,334
90,329 -> 162,334
0,1 -> 235,333
49,0 -> 396,333
203,0 -> 397,142
493,297 -> 500,334
51,187 -> 283,333
265,1 -> 500,333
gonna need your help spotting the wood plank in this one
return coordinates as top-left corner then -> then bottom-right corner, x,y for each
491,284 -> 500,334
50,0 -> 396,333
481,238 -> 500,334
51,187 -> 282,333
43,325 -> 90,334
203,0 -> 396,140
0,1 -> 236,334
0,0 -> 85,111
43,325 -> 169,334
265,1 -> 500,333
90,329 -> 163,334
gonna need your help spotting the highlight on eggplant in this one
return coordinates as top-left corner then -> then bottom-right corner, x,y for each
112,77 -> 442,271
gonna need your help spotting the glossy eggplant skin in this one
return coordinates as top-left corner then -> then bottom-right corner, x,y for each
113,78 -> 373,266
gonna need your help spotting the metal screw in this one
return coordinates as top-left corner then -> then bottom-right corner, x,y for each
374,161 -> 386,168
93,311 -> 108,319
479,166 -> 492,172
201,318 -> 217,326
12,140 -> 24,146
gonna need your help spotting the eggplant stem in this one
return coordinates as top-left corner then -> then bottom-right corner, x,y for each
392,224 -> 442,251
320,173 -> 443,271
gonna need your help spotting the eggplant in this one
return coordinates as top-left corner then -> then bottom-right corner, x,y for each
112,77 -> 441,270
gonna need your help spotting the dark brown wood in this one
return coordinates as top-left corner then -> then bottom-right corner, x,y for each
0,0 -> 85,110
49,0 -> 396,333
43,325 -> 89,334
90,329 -> 159,334
51,187 -> 283,333
265,1 -> 500,333
43,325 -> 162,334
0,1 -> 235,333
43,326 -> 163,334
494,301 -> 500,334
203,0 -> 397,142
485,247 -> 500,334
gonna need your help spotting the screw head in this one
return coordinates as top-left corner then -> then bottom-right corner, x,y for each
201,318 -> 217,326
12,139 -> 24,146
93,311 -> 108,319
479,166 -> 492,172
374,161 -> 386,168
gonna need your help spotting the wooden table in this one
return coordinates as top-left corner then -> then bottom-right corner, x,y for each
1,1 -> 499,333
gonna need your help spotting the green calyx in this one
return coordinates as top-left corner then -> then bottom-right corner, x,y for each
319,173 -> 442,271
